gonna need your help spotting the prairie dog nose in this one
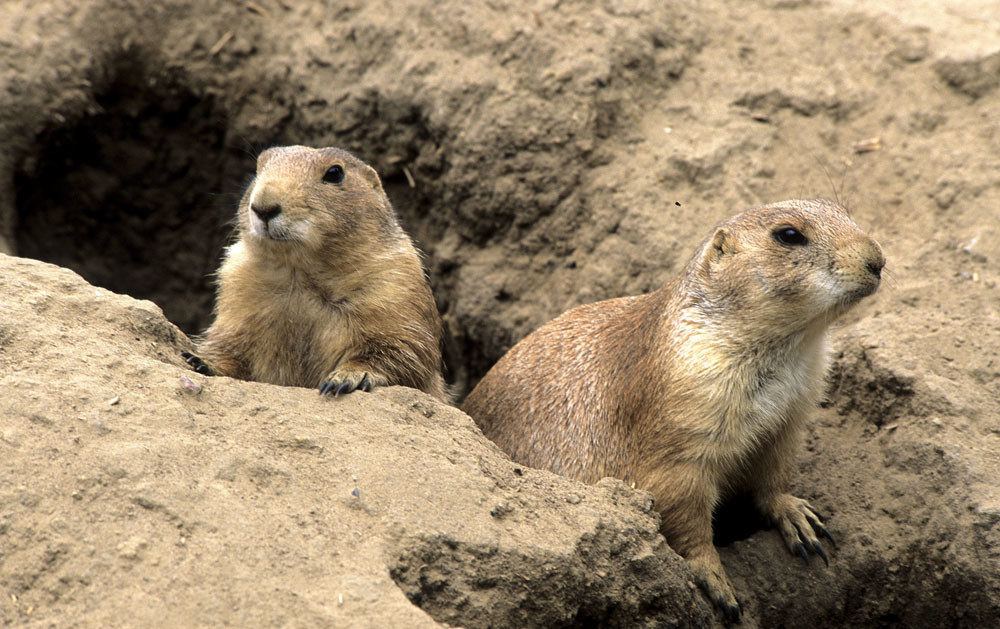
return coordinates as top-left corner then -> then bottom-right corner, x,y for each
252,202 -> 282,224
867,258 -> 883,278
865,242 -> 885,278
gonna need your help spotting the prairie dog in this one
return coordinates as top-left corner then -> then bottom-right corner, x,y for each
461,199 -> 884,619
184,145 -> 447,402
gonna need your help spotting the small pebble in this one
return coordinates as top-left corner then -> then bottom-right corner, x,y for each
179,376 -> 201,394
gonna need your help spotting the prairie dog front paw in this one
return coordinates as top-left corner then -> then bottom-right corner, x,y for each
318,368 -> 388,396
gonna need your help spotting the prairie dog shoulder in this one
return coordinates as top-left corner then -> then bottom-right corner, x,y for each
186,145 -> 447,402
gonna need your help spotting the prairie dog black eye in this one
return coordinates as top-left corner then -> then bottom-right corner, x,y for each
323,165 -> 345,184
774,227 -> 808,246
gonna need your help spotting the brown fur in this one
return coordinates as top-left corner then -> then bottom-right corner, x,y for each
461,199 -> 884,619
186,145 -> 447,402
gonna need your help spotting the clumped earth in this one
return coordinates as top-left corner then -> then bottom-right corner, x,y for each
2,1 -> 999,627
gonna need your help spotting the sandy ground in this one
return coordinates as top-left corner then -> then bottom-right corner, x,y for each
1,0 -> 999,626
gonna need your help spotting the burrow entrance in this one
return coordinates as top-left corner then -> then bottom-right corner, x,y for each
14,59 -> 257,336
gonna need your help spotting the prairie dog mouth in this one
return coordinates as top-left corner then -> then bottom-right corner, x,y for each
248,212 -> 294,241
845,276 -> 880,301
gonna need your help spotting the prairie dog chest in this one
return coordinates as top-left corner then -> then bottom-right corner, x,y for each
220,245 -> 353,383
680,326 -> 826,469
745,349 -> 819,432
703,332 -> 828,460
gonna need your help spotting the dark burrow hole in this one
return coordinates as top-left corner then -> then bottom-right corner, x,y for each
383,176 -> 474,395
14,61 -> 257,336
712,493 -> 770,546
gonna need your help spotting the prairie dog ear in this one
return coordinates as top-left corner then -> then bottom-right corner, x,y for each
360,163 -> 384,192
712,227 -> 737,255
698,227 -> 738,274
256,147 -> 281,172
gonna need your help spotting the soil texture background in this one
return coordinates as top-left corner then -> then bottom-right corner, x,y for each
1,1 -> 999,627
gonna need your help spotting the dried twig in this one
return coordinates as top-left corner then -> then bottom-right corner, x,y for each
246,1 -> 270,17
852,135 -> 883,153
209,31 -> 234,56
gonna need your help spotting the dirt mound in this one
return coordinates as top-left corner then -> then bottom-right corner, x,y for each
0,255 -> 711,627
2,0 -> 999,626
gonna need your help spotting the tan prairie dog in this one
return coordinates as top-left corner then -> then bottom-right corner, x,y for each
462,199 -> 884,620
183,145 -> 447,402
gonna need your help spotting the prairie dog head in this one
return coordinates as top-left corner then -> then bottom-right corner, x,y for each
238,145 -> 400,256
691,199 -> 884,335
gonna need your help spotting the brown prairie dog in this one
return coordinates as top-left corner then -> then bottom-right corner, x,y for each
461,199 -> 884,620
184,145 -> 447,402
